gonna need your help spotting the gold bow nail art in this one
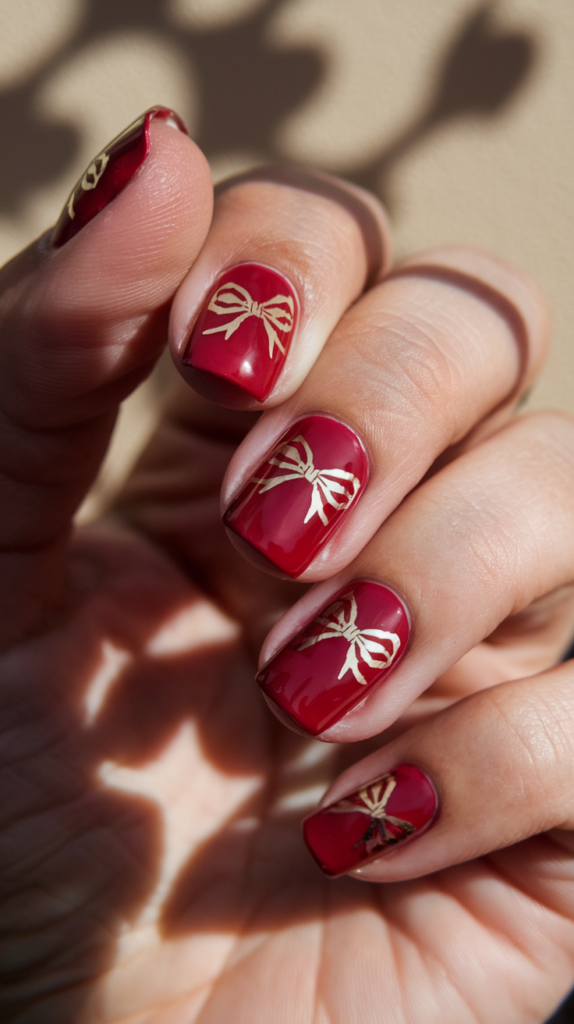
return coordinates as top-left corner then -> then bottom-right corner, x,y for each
252,435 -> 360,526
296,590 -> 401,684
182,263 -> 299,403
303,765 -> 438,876
203,281 -> 295,358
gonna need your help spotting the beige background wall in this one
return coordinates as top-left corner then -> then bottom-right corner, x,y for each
0,0 -> 572,510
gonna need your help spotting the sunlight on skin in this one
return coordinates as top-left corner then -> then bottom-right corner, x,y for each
146,601 -> 241,656
273,738 -> 339,813
84,640 -> 133,726
94,929 -> 237,1022
285,739 -> 336,771
88,935 -> 229,1024
273,784 -> 327,812
98,720 -> 262,929
94,719 -> 265,1017
84,598 -> 241,732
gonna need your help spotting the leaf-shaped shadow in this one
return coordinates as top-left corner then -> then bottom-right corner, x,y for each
0,0 -> 538,218
0,0 -> 323,216
428,1 -> 536,121
351,1 -> 538,204
0,86 -> 79,215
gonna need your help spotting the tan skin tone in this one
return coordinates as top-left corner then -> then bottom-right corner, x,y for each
2,121 -> 574,1023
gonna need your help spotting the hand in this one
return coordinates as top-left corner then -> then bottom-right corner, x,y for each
1,108 -> 573,1024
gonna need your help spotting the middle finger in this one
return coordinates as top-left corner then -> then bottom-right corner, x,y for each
221,245 -> 548,579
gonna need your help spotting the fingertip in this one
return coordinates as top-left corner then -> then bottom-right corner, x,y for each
46,114 -> 214,314
169,167 -> 392,412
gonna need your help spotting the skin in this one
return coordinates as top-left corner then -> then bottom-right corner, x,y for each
2,119 -> 574,1024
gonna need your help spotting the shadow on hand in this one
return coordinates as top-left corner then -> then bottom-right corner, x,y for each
1,522 -> 381,1021
0,1 -> 542,1020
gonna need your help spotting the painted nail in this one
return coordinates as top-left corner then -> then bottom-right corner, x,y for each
52,106 -> 188,247
182,263 -> 299,404
223,414 -> 369,577
257,581 -> 410,734
303,764 -> 437,877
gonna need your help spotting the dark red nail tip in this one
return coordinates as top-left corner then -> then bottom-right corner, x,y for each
257,581 -> 410,734
223,414 -> 369,577
182,263 -> 299,403
52,106 -> 187,247
303,764 -> 437,877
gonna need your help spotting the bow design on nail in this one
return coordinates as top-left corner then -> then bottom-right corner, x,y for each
67,151 -> 110,220
329,774 -> 415,850
66,113 -> 149,221
203,281 -> 295,358
253,436 -> 360,526
297,591 -> 400,683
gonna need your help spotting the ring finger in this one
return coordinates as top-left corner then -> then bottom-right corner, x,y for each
257,411 -> 574,739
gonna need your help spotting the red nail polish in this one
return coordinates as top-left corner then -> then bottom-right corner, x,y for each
257,581 -> 410,734
52,106 -> 188,247
182,263 -> 299,404
223,415 -> 369,577
303,764 -> 437,877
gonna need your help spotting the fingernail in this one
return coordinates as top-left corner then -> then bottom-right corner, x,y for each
52,106 -> 188,247
303,764 -> 437,877
257,581 -> 410,734
182,263 -> 299,404
223,414 -> 369,577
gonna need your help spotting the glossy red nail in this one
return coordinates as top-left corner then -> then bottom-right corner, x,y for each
257,581 -> 409,734
52,106 -> 187,247
182,263 -> 299,404
223,414 -> 369,577
303,764 -> 437,877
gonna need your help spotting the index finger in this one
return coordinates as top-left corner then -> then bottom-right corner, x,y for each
0,110 -> 213,646
170,167 -> 391,407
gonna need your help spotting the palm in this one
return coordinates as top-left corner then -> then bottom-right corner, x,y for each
4,389 -> 574,1024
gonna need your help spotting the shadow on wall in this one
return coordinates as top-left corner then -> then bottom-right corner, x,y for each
0,0 -> 536,216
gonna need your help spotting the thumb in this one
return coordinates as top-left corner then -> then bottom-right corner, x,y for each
0,106 -> 213,645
